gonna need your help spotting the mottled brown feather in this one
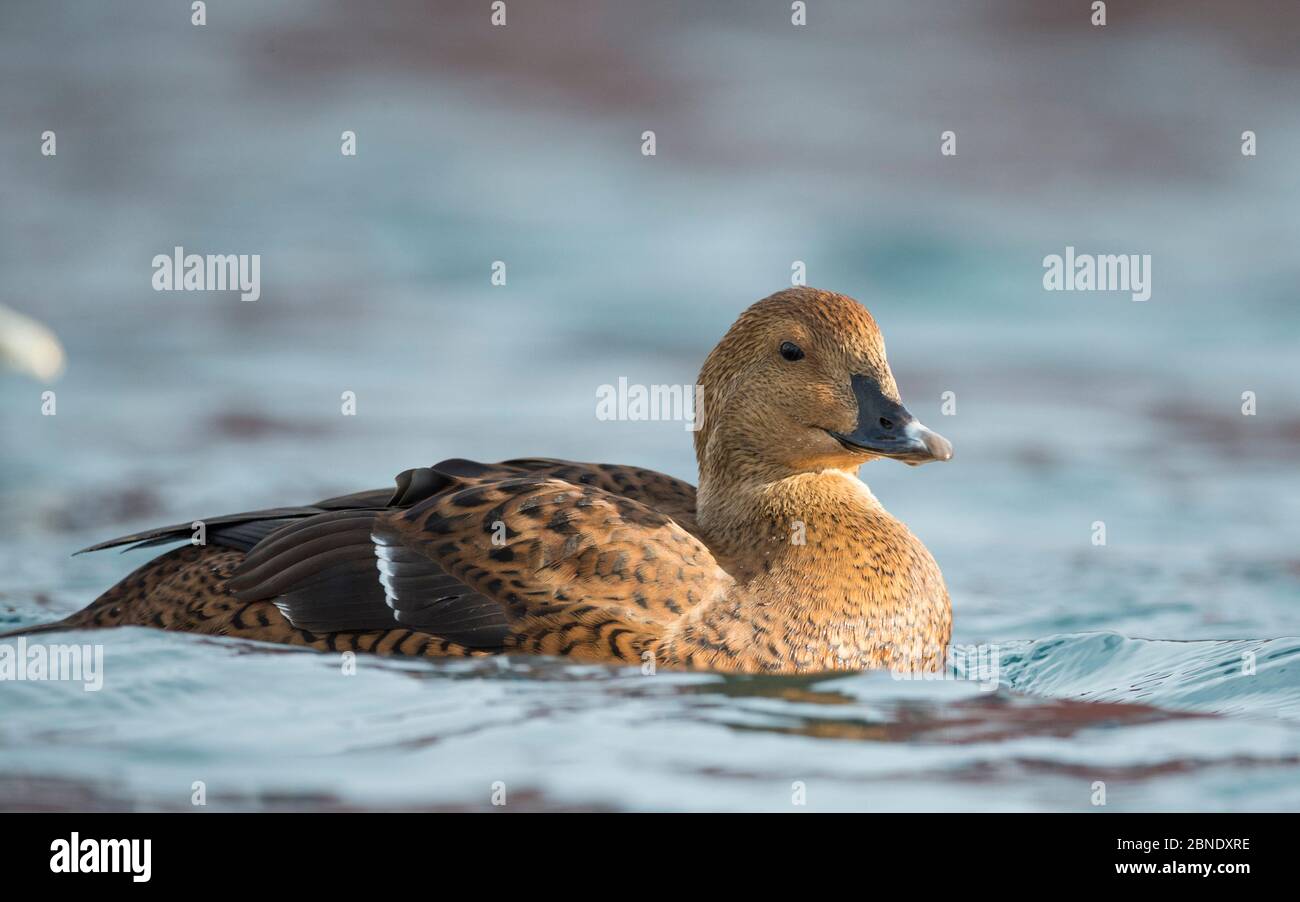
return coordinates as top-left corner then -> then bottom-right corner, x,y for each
32,287 -> 955,674
376,475 -> 730,663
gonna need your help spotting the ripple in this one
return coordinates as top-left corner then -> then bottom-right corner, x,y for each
998,632 -> 1300,721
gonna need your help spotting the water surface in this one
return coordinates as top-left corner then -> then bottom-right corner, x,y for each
1,1 -> 1297,811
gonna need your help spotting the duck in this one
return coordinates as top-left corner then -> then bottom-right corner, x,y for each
15,288 -> 954,673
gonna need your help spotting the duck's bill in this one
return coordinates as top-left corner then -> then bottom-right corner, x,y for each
830,421 -> 953,464
828,374 -> 954,466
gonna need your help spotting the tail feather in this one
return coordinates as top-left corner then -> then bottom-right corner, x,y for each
0,618 -> 77,639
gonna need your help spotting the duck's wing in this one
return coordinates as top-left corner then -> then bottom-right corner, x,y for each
224,506 -> 510,647
75,458 -> 710,654
375,473 -> 731,661
489,458 -> 700,539
72,465 -> 512,648
412,457 -> 699,538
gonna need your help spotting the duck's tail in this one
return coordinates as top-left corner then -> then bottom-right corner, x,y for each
0,618 -> 79,640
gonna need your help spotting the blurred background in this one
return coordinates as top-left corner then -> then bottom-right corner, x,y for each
0,1 -> 1297,812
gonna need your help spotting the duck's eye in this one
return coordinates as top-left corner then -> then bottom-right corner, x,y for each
779,341 -> 804,362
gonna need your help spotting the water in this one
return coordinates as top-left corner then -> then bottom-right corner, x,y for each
1,1 -> 1298,811
2,631 -> 1298,811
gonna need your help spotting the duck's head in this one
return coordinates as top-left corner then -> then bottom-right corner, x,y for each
695,288 -> 952,480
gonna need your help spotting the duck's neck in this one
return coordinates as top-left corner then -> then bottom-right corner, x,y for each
697,466 -> 882,590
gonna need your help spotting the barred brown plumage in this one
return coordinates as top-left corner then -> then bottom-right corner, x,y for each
21,288 -> 953,673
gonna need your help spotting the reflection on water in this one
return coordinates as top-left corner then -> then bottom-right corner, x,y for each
1,629 -> 1297,812
1,1 -> 1298,811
